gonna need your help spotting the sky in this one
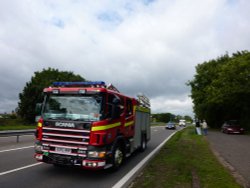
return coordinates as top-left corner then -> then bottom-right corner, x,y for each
0,0 -> 250,117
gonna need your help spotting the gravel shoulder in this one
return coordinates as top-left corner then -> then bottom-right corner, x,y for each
206,130 -> 250,188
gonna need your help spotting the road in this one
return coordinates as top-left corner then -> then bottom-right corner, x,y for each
207,130 -> 250,187
0,126 -> 177,188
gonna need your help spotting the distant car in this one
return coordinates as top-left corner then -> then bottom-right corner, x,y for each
166,121 -> 176,130
221,120 -> 245,134
179,119 -> 186,127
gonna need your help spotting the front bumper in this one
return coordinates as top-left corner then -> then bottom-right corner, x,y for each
227,130 -> 244,134
35,153 -> 111,170
165,126 -> 176,129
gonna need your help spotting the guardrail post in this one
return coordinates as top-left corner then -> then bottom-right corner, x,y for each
0,129 -> 35,142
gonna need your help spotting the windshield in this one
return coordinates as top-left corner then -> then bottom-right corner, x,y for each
43,95 -> 103,121
228,120 -> 239,126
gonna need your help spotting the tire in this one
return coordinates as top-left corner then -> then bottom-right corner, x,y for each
111,142 -> 124,170
139,134 -> 147,152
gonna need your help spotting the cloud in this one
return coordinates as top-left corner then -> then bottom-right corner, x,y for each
151,95 -> 193,115
0,0 -> 250,117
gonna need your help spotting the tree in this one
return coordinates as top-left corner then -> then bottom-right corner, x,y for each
183,115 -> 193,122
152,113 -> 193,123
208,51 -> 250,127
152,113 -> 176,123
188,51 -> 250,128
18,68 -> 85,123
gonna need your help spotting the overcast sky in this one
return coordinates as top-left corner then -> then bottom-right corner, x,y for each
0,0 -> 250,116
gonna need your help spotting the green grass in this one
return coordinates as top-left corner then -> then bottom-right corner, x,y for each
151,122 -> 166,126
131,127 -> 241,188
0,118 -> 36,131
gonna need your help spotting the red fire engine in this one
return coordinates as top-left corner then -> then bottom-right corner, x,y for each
34,81 -> 150,170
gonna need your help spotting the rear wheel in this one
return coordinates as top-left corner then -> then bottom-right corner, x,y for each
139,134 -> 147,152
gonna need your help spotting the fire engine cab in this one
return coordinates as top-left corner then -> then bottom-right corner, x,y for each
34,81 -> 150,170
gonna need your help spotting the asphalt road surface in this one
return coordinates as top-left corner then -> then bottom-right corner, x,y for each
206,130 -> 250,187
0,126 -> 177,188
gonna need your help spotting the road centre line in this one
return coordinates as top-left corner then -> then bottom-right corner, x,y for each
0,146 -> 34,153
0,162 -> 42,176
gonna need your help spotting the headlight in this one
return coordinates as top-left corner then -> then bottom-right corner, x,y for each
88,151 -> 106,158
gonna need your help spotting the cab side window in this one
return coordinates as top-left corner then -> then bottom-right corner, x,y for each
106,94 -> 115,118
126,98 -> 133,117
106,94 -> 124,118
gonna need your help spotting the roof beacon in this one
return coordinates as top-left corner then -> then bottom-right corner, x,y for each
53,81 -> 106,87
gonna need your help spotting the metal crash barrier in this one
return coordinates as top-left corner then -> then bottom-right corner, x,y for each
0,129 -> 35,142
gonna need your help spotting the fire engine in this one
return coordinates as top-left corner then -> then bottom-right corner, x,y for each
34,81 -> 150,170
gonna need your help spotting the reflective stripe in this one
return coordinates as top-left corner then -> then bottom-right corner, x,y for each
91,122 -> 121,131
125,121 -> 134,127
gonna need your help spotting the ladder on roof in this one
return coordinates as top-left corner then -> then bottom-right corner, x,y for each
106,83 -> 120,93
137,94 -> 150,108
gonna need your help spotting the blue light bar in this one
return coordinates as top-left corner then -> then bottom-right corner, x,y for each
53,81 -> 106,87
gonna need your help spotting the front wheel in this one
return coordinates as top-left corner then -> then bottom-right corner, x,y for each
111,143 -> 124,170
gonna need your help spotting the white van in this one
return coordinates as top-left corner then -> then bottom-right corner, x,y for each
179,119 -> 186,127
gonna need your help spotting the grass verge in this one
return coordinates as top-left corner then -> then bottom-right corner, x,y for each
130,126 -> 241,188
0,118 -> 36,131
151,122 -> 166,126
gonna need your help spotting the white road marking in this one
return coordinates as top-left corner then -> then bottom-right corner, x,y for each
0,162 -> 42,176
112,131 -> 177,188
0,126 -> 172,179
0,146 -> 34,153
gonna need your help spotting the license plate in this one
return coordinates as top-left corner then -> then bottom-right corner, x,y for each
55,147 -> 71,153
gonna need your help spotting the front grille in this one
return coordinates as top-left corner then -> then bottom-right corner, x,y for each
42,127 -> 90,144
41,124 -> 90,157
